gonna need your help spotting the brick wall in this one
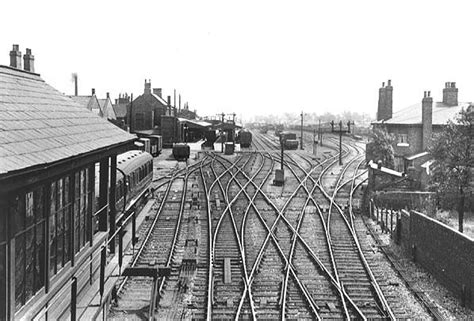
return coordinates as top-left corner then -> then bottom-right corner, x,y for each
408,210 -> 474,308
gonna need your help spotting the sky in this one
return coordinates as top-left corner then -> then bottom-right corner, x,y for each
1,0 -> 474,123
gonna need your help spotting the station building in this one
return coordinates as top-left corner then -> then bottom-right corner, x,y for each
0,44 -> 136,319
371,80 -> 472,188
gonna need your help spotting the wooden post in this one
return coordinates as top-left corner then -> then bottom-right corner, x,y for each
99,159 -> 109,231
71,277 -> 77,321
109,155 -> 117,253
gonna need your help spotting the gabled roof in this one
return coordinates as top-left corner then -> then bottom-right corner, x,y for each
98,97 -> 116,120
69,94 -> 102,116
0,65 -> 135,176
373,102 -> 471,125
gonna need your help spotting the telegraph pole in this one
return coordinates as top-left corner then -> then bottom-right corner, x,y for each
300,111 -> 304,150
318,119 -> 322,146
331,120 -> 352,165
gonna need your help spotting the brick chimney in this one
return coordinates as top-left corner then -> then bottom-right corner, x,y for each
422,91 -> 433,151
153,88 -> 162,98
377,80 -> 393,121
144,79 -> 152,94
9,44 -> 22,69
23,48 -> 34,72
442,82 -> 458,106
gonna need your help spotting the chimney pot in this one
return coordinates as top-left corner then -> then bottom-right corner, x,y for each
92,88 -> 95,95
451,82 -> 456,88
387,79 -> 391,86
428,91 -> 430,97
382,82 -> 385,87
106,92 -> 110,99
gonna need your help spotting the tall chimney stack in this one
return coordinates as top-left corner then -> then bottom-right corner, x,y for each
442,81 -> 458,106
167,95 -> 172,116
23,48 -> 34,72
73,73 -> 78,96
422,90 -> 433,151
9,44 -> 22,69
377,82 -> 386,121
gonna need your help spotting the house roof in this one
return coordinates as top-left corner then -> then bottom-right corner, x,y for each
113,103 -> 127,118
178,118 -> 212,129
0,65 -> 135,176
373,102 -> 471,125
69,95 -> 101,115
98,97 -> 116,120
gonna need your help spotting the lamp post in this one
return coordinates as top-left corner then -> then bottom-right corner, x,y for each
183,124 -> 188,143
331,120 -> 353,165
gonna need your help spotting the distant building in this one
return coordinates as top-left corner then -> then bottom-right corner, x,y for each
129,80 -> 175,132
69,90 -> 116,120
0,44 -> 135,320
69,88 -> 101,116
113,93 -> 131,125
97,92 -> 117,120
371,80 -> 472,188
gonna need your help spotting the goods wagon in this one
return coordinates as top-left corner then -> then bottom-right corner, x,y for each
279,131 -> 298,150
173,143 -> 190,160
148,135 -> 163,157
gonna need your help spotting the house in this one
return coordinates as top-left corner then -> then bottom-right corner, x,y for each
97,92 -> 117,120
113,93 -> 131,125
69,88 -> 102,117
129,80 -> 174,132
0,44 -> 136,320
372,80 -> 471,179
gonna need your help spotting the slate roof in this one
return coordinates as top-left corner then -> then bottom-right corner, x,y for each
69,95 -> 102,115
373,102 -> 471,125
0,65 -> 136,176
113,103 -> 127,118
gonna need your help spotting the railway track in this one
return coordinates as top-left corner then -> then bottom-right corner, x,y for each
107,130 -> 431,320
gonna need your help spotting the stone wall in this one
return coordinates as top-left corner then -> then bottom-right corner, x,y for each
400,210 -> 474,308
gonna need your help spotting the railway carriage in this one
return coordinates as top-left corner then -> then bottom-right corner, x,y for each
238,129 -> 252,148
95,150 -> 153,222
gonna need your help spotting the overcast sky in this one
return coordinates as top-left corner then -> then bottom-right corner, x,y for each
1,0 -> 473,122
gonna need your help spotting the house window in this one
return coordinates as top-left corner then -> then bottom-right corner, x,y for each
398,134 -> 408,144
13,187 -> 46,311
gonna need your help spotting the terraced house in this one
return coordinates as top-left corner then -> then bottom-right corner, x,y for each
371,80 -> 472,187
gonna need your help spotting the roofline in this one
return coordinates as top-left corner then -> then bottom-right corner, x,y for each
0,64 -> 41,77
0,139 -> 136,192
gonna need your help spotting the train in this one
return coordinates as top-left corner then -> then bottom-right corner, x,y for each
279,131 -> 299,150
95,150 -> 153,219
237,129 -> 252,148
172,143 -> 190,160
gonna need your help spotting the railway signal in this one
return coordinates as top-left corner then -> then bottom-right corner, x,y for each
330,120 -> 353,165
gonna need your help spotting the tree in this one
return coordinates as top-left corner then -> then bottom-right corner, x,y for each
366,126 -> 396,169
429,108 -> 473,233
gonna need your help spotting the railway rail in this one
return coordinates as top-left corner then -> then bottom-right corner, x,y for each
108,130 -> 431,320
